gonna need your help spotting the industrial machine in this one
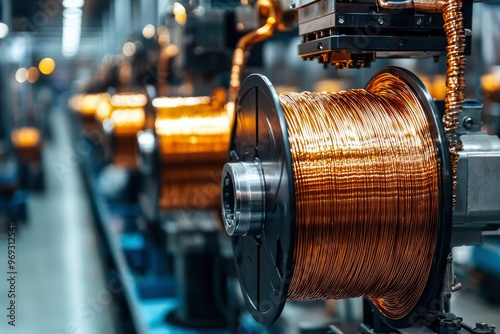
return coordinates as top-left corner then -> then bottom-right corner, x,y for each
220,0 -> 500,333
133,1 -> 288,331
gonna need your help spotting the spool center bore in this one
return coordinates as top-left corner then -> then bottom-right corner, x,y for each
221,161 -> 266,236
223,172 -> 236,230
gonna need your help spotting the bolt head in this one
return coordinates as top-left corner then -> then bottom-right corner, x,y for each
463,116 -> 474,129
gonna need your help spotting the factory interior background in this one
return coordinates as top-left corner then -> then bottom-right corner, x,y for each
0,0 -> 499,333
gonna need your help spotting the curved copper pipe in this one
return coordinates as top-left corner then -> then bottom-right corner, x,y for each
227,0 -> 282,117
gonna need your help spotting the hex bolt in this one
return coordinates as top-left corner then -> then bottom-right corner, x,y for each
338,16 -> 345,24
378,17 -> 384,25
318,43 -> 323,50
463,116 -> 474,129
416,18 -> 422,26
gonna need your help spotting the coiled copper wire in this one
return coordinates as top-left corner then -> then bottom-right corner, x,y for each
441,0 -> 466,202
105,93 -> 147,169
281,73 -> 440,320
153,96 -> 230,211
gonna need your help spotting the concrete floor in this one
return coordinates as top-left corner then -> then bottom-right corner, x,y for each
0,109 -> 116,334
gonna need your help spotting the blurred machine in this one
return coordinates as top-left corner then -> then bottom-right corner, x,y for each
0,36 -> 46,230
70,1 -> 293,333
221,0 -> 500,333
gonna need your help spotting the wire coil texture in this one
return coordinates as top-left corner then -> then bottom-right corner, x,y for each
442,0 -> 465,203
280,73 -> 440,320
154,96 -> 230,211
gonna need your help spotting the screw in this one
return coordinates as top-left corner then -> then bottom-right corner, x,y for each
318,43 -> 323,50
290,2 -> 296,9
378,17 -> 384,25
399,39 -> 406,47
338,16 -> 345,24
463,116 -> 474,129
416,18 -> 422,26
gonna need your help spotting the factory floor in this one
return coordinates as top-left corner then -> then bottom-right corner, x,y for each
0,108 -> 116,334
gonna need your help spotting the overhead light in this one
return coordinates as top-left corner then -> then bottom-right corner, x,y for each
173,2 -> 187,25
142,24 -> 155,39
62,0 -> 84,8
0,22 -> 9,39
39,58 -> 56,75
26,67 -> 40,84
62,3 -> 84,57
63,8 -> 83,19
15,68 -> 27,83
122,42 -> 136,57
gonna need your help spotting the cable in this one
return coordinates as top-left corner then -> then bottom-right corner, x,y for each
279,73 -> 440,320
442,0 -> 466,203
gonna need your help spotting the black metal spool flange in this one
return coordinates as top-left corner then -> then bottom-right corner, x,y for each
227,73 -> 296,325
228,67 -> 452,328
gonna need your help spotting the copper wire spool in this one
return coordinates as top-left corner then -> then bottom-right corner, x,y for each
104,93 -> 147,169
153,96 -> 230,211
224,68 -> 452,326
282,73 -> 440,319
69,93 -> 109,133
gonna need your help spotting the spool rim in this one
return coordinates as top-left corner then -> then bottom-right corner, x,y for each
365,66 -> 452,328
227,73 -> 296,325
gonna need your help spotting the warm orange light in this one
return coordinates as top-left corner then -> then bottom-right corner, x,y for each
106,93 -> 148,135
70,93 -> 107,116
111,93 -> 147,107
96,94 -> 113,122
110,108 -> 146,135
26,67 -> 40,84
173,2 -> 187,25
482,72 -> 500,96
39,58 -> 56,75
11,127 -> 41,148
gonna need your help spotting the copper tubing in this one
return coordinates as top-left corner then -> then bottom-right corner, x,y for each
378,0 -> 466,202
227,0 -> 282,117
281,73 -> 440,320
154,96 -> 230,211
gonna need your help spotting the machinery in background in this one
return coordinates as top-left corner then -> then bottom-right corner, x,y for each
70,1 -> 296,333
0,36 -> 47,230
220,0 -> 500,333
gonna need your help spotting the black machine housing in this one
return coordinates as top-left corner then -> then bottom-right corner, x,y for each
295,0 -> 473,68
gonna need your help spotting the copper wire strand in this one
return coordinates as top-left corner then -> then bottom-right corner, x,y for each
280,73 -> 440,320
